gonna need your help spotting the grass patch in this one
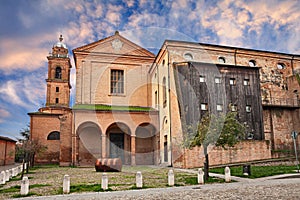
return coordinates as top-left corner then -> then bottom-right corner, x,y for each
71,184 -> 102,193
210,165 -> 298,179
11,192 -> 37,198
9,176 -> 22,182
30,164 -> 59,170
30,184 -> 51,189
0,185 -> 20,193
129,185 -> 152,190
73,104 -> 154,112
177,175 -> 225,185
55,184 -> 113,194
0,184 -> 49,194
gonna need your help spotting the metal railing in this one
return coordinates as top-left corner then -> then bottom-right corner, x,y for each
262,97 -> 300,107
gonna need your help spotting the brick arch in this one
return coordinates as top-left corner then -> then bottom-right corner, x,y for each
135,123 -> 157,165
77,121 -> 102,135
76,121 -> 102,166
106,122 -> 131,136
106,122 -> 131,165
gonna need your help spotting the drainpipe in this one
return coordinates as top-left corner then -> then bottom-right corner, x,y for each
269,109 -> 275,151
72,110 -> 76,166
234,49 -> 237,66
157,62 -> 161,164
291,55 -> 295,75
4,140 -> 7,165
167,47 -> 172,167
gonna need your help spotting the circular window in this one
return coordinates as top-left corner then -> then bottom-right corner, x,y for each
218,57 -> 226,63
248,60 -> 256,67
277,63 -> 286,69
184,53 -> 193,60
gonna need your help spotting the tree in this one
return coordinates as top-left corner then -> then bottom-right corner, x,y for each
187,111 -> 245,181
17,124 -> 47,179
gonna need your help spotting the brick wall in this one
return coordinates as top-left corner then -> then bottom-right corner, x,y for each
0,139 -> 16,166
181,140 -> 271,168
59,112 -> 73,166
30,114 -> 61,164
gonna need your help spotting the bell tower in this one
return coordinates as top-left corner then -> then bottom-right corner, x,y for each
46,35 -> 72,107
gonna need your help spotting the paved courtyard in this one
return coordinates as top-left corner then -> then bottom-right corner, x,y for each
15,175 -> 300,200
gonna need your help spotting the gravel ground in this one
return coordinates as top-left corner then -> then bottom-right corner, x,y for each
14,176 -> 300,200
0,165 -> 199,199
2,164 -> 300,200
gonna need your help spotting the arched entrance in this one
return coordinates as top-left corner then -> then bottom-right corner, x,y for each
77,122 -> 102,166
135,123 -> 157,165
106,122 -> 131,165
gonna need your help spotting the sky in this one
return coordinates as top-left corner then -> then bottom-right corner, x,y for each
0,0 -> 299,140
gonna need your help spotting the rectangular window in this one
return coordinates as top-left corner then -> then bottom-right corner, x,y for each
201,103 -> 208,111
56,87 -> 59,92
217,104 -> 223,111
215,77 -> 221,84
199,75 -> 206,83
246,105 -> 251,112
55,98 -> 59,104
244,79 -> 250,86
229,78 -> 236,85
231,104 -> 237,112
111,69 -> 124,94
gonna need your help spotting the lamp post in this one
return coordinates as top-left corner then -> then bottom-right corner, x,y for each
291,131 -> 299,173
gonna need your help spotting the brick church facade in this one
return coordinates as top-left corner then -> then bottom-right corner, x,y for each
29,32 -> 300,168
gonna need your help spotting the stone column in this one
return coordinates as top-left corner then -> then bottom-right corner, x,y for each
20,177 -> 29,195
198,168 -> 204,184
225,166 -> 231,182
5,170 -> 9,182
101,134 -> 107,158
168,169 -> 174,186
13,168 -> 17,177
101,173 -> 108,190
0,171 -> 6,184
136,171 -> 143,188
131,135 -> 136,166
9,169 -> 13,179
63,175 -> 70,194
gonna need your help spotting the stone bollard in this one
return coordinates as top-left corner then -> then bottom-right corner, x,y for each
13,168 -> 17,177
101,173 -> 108,190
225,166 -> 231,183
20,176 -> 29,195
9,169 -> 13,179
136,171 -> 143,188
5,170 -> 9,182
24,163 -> 27,170
63,175 -> 70,194
168,169 -> 175,186
0,171 -> 6,184
198,168 -> 204,184
19,165 -> 22,174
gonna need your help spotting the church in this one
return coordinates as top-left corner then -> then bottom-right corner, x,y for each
29,32 -> 300,168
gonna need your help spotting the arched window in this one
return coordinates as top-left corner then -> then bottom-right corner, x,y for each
184,53 -> 193,61
277,63 -> 286,69
163,77 -> 167,108
248,60 -> 256,67
218,56 -> 226,63
55,67 -> 62,79
47,131 -> 60,140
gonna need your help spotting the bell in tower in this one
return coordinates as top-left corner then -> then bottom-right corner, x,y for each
45,35 -> 72,107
